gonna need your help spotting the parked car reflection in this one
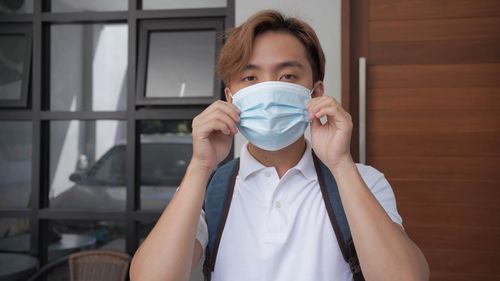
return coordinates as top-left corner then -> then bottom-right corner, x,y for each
50,134 -> 192,210
0,134 -> 192,258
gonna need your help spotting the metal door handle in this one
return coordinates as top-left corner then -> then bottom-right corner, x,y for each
359,57 -> 366,164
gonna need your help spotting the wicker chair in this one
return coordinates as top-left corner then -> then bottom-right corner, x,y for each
69,250 -> 130,281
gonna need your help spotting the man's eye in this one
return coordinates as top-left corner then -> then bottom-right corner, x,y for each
242,76 -> 256,82
280,74 -> 297,81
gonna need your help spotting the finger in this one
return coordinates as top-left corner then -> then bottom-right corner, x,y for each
306,96 -> 322,113
207,110 -> 239,134
197,118 -> 233,137
199,111 -> 238,135
204,100 -> 240,123
309,97 -> 347,120
314,106 -> 352,127
307,96 -> 338,119
307,97 -> 323,120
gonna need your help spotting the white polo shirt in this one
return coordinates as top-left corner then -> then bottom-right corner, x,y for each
196,142 -> 403,281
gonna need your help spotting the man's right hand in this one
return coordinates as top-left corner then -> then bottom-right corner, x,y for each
191,100 -> 240,171
130,100 -> 239,281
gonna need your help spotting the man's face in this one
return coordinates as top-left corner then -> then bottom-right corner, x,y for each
225,31 -> 320,99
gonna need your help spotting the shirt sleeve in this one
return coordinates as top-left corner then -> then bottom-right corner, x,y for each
197,209 -> 209,255
355,164 -> 404,227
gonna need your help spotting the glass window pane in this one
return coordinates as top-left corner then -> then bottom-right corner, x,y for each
49,120 -> 126,211
0,34 -> 26,101
143,0 -> 226,10
51,0 -> 127,12
0,121 -> 31,209
145,31 -> 216,98
48,220 -> 125,261
139,120 -> 192,210
50,24 -> 128,111
0,0 -> 33,13
0,218 -> 30,253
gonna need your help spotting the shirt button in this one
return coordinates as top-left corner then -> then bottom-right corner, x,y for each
275,201 -> 281,208
264,171 -> 272,177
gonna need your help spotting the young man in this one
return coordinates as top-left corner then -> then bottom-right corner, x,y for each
130,10 -> 429,281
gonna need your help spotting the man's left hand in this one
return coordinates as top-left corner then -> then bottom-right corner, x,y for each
308,95 -> 354,170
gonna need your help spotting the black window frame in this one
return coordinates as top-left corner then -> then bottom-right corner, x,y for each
0,0 -> 235,268
0,24 -> 32,108
136,17 -> 224,106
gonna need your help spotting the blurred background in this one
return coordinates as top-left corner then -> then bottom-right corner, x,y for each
0,0 -> 498,280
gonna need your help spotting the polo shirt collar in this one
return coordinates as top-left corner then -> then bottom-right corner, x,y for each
239,141 -> 317,181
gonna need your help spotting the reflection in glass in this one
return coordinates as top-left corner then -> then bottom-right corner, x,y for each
49,120 -> 127,210
139,120 -> 192,210
142,0 -> 226,10
0,0 -> 33,13
48,220 -> 125,261
0,218 -> 30,253
50,24 -> 128,111
145,31 -> 216,98
51,0 -> 127,12
0,35 -> 26,101
0,122 -> 32,208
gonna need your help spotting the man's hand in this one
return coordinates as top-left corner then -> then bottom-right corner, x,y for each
307,96 -> 354,170
191,100 -> 240,171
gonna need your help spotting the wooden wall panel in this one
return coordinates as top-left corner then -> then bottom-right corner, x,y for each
366,88 -> 500,157
424,249 -> 500,275
370,40 -> 500,65
368,88 -> 500,112
370,0 -> 500,20
368,156 -> 500,181
397,203 -> 500,227
367,131 -> 500,157
392,180 -> 500,207
370,18 -> 500,42
430,272 -> 499,281
357,0 -> 500,278
368,113 -> 500,134
368,64 -> 500,88
404,225 -> 500,252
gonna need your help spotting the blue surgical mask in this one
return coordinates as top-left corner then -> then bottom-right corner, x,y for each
232,81 -> 313,151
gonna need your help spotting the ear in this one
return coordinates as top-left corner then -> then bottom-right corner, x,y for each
224,87 -> 233,103
311,81 -> 324,98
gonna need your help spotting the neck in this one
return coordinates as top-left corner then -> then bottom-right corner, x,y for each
247,137 -> 307,178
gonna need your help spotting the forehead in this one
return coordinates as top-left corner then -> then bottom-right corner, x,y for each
248,31 -> 311,69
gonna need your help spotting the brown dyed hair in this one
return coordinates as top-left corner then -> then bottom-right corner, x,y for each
217,10 -> 326,86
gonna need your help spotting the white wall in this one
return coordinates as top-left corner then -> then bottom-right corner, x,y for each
233,0 -> 342,157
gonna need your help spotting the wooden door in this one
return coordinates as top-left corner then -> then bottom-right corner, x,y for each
343,1 -> 500,280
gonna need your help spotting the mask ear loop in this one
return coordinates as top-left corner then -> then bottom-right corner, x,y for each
304,87 -> 315,121
304,86 -> 315,106
227,90 -> 235,103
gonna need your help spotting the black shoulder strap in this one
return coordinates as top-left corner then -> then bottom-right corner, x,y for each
312,152 -> 364,281
202,158 -> 240,281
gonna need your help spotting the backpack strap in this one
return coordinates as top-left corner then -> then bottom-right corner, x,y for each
312,152 -> 365,281
202,154 -> 364,281
202,158 -> 240,281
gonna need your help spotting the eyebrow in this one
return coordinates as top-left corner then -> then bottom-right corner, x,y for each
240,60 -> 305,72
241,64 -> 260,71
275,60 -> 305,71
